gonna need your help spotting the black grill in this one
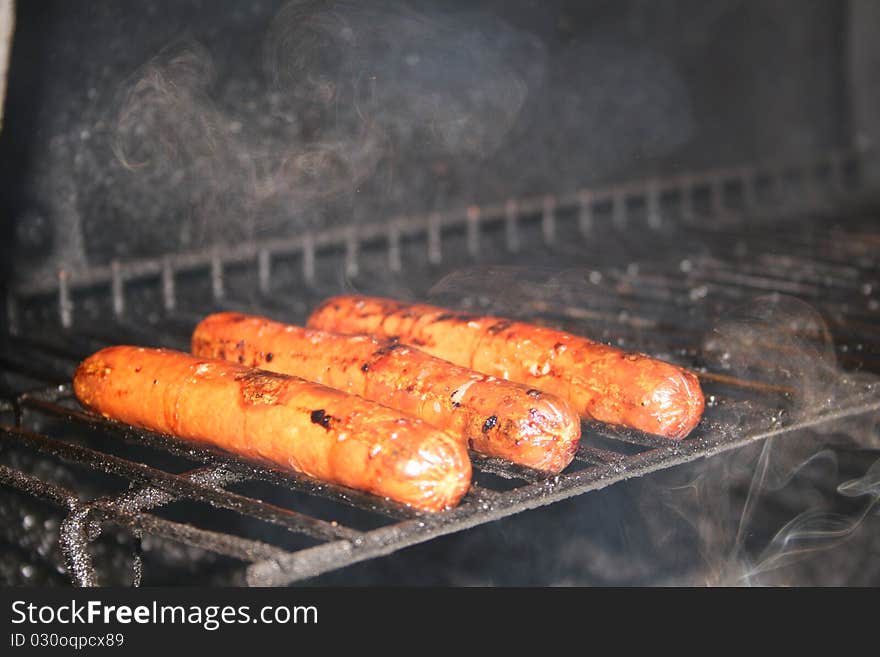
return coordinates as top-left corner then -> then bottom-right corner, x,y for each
1,149 -> 878,586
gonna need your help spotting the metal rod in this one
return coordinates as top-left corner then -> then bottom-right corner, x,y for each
59,508 -> 97,586
542,195 -> 556,245
578,190 -> 593,236
257,249 -> 271,295
646,180 -> 662,229
466,205 -> 480,257
246,396 -> 880,586
739,169 -> 755,209
575,444 -> 629,466
102,507 -> 291,565
8,148 -> 866,301
468,454 -> 546,483
110,261 -> 125,317
0,425 -> 363,542
161,258 -> 176,312
505,199 -> 520,253
680,175 -> 694,221
302,233 -> 316,285
211,251 -> 224,301
612,190 -> 627,229
345,226 -> 359,278
427,213 -> 442,264
58,270 -> 72,329
387,224 -> 402,273
711,176 -> 726,215
0,462 -> 79,509
20,394 -> 419,520
830,151 -> 846,193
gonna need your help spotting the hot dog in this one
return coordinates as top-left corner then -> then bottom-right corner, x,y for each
73,346 -> 471,511
307,295 -> 705,439
192,312 -> 582,473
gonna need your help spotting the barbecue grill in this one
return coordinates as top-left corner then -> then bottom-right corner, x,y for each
2,0 -> 879,586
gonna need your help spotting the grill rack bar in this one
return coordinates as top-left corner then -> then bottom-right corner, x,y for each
0,462 -> 290,585
3,320 -> 878,586
0,425 -> 362,543
0,148 -> 877,586
17,388 -> 420,520
4,148 -> 863,333
244,396 -> 880,586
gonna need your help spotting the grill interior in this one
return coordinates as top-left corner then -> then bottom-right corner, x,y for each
1,149 -> 878,586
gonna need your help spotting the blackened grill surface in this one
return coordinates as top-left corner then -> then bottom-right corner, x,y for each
1,154 -> 879,586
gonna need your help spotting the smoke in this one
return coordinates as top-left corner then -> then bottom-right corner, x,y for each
114,40 -> 259,245
101,0 -> 700,263
264,1 -> 533,158
647,294 -> 879,586
111,1 -> 539,248
427,269 -> 880,586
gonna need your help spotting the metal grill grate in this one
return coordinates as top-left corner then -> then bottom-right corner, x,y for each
1,149 -> 878,586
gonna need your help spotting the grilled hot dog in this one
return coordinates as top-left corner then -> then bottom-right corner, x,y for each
73,346 -> 471,511
307,295 -> 705,439
192,312 -> 582,473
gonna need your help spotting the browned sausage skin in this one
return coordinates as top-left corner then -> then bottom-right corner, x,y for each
73,346 -> 471,511
192,312 -> 581,473
307,295 -> 705,439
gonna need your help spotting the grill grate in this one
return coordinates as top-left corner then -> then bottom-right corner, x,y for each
1,149 -> 878,586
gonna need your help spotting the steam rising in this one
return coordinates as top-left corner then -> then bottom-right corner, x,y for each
429,269 -> 879,585
655,295 -> 879,586
113,1 -> 537,246
265,1 -> 531,157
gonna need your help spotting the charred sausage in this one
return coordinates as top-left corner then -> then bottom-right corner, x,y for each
307,295 -> 705,439
192,312 -> 582,473
73,346 -> 471,511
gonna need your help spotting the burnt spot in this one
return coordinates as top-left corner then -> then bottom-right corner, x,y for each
527,389 -> 542,398
362,342 -> 403,372
452,401 -> 461,409
310,409 -> 333,430
487,320 -> 513,334
152,379 -> 158,385
234,370 -> 288,406
265,352 -> 273,362
554,342 -> 565,351
237,355 -> 244,364
482,415 -> 498,433
435,312 -> 477,323
311,299 -> 339,315
134,366 -> 142,373
372,342 -> 403,358
229,314 -> 247,323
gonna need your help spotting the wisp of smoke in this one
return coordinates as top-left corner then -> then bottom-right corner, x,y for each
427,270 -> 879,585
660,294 -> 879,586
112,1 -> 537,247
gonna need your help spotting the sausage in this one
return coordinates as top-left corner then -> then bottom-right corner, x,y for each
307,295 -> 705,439
73,346 -> 471,511
192,312 -> 582,473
